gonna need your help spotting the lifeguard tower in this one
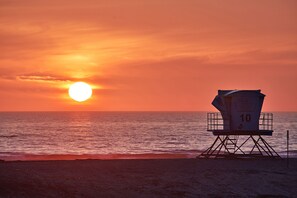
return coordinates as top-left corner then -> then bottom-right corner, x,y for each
199,90 -> 280,158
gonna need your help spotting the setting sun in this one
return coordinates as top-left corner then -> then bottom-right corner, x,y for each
68,82 -> 92,102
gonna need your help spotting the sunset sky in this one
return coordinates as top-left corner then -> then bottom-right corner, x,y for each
0,0 -> 296,111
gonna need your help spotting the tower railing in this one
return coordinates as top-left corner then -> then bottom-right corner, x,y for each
207,112 -> 273,131
207,112 -> 224,131
259,113 -> 273,131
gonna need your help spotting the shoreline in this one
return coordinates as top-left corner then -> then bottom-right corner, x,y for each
1,152 -> 296,162
0,153 -> 197,162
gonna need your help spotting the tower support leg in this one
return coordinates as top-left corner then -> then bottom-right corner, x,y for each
198,135 -> 281,159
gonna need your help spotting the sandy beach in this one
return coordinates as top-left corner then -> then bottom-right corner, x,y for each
0,158 -> 296,197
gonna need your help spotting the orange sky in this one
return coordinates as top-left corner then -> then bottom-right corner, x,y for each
0,0 -> 296,111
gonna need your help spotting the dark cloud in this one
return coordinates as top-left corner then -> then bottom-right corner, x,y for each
17,73 -> 73,82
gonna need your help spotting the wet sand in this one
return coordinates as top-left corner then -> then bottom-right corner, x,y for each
0,158 -> 296,197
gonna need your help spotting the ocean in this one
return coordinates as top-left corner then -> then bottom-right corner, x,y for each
0,112 -> 296,160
